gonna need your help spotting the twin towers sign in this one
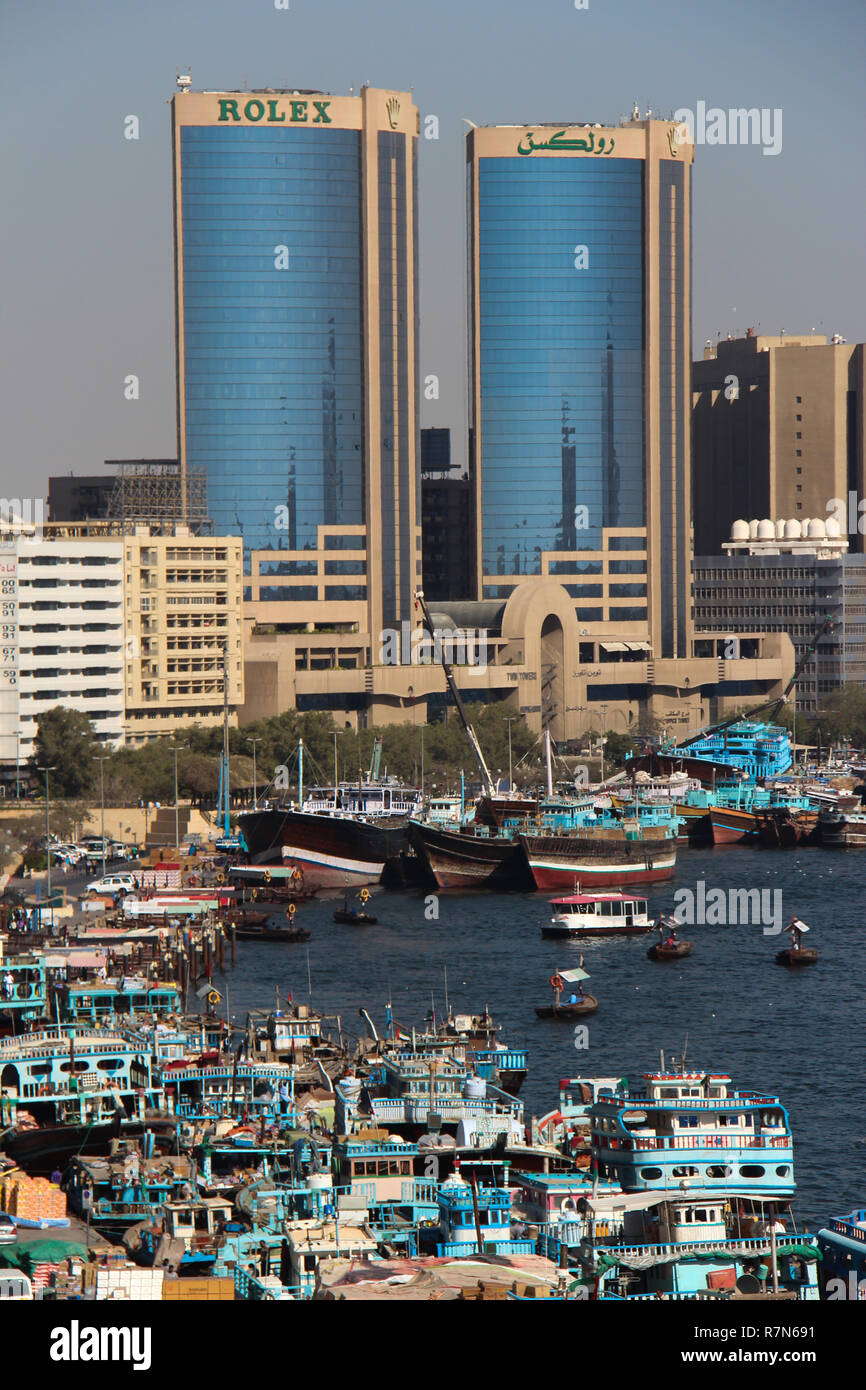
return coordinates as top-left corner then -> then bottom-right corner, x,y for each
216,97 -> 332,124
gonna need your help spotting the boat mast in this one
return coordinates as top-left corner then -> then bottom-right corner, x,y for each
413,588 -> 495,797
545,728 -> 554,798
298,738 -> 304,808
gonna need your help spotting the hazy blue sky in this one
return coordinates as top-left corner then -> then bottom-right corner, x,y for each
2,0 -> 863,498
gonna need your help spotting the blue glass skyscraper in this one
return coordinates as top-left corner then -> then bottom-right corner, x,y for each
468,119 -> 692,660
172,88 -> 421,635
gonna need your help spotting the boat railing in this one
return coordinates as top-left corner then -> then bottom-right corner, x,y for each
618,1134 -> 791,1151
599,1092 -> 782,1111
828,1215 -> 866,1242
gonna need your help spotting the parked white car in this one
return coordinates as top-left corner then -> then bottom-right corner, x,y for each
86,872 -> 138,895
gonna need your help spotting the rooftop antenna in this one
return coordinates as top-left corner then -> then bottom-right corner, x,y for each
444,964 -> 450,1016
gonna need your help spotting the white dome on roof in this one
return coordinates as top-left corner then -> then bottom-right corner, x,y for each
730,519 -> 750,540
748,519 -> 759,538
784,518 -> 802,539
825,515 -> 842,538
757,518 -> 776,539
807,518 -> 826,539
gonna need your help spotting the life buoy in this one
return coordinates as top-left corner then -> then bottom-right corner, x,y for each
359,888 -> 370,904
251,888 -> 258,901
263,870 -> 272,885
288,902 -> 296,918
207,990 -> 220,1007
549,973 -> 565,992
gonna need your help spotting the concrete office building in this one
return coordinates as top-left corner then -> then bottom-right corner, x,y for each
0,519 -> 244,779
693,333 -> 866,556
695,517 -> 866,713
171,85 -> 422,641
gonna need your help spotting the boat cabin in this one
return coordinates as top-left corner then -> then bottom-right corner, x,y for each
0,955 -> 47,1020
590,1070 -> 795,1196
55,979 -> 182,1026
332,1131 -> 418,1201
283,1213 -> 379,1294
431,1168 -> 530,1258
546,894 -> 652,936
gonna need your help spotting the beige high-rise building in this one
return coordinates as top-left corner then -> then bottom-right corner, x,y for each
122,527 -> 243,742
693,333 -> 866,556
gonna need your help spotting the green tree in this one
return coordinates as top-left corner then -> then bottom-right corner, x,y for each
31,708 -> 99,798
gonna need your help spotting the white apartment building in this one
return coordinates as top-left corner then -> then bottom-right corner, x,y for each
0,528 -> 126,776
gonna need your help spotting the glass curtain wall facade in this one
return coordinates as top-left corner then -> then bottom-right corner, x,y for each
468,121 -> 693,660
172,89 -> 421,642
179,126 -> 364,555
477,157 -> 645,583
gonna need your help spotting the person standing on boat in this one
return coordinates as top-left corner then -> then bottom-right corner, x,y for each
278,1079 -> 290,1117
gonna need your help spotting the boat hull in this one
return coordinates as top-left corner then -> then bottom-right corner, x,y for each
647,942 -> 693,960
520,834 -> 676,891
709,808 -> 759,844
407,822 -> 534,891
236,807 -> 408,888
534,996 -> 599,1018
541,922 -> 650,938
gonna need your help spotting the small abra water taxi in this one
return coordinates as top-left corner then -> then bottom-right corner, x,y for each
535,966 -> 598,1019
647,918 -> 693,961
775,917 -> 818,967
541,892 -> 653,939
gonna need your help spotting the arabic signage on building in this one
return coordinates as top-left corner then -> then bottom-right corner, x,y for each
517,129 -> 616,156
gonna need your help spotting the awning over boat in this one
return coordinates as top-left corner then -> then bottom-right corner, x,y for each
559,967 -> 590,984
600,641 -> 629,652
43,949 -> 107,968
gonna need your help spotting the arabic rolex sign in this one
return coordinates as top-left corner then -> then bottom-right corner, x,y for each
217,97 -> 332,124
517,129 -> 615,156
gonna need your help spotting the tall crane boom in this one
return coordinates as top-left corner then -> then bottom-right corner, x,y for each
413,589 -> 496,797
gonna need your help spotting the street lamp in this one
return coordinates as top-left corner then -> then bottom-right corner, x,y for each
505,716 -> 518,792
36,765 -> 56,899
172,744 -> 189,852
246,737 -> 262,810
95,755 -> 111,879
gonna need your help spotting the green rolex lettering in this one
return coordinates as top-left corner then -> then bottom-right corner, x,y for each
217,99 -> 240,122
312,100 -> 331,124
290,101 -> 308,123
244,99 -> 266,122
266,100 -> 286,123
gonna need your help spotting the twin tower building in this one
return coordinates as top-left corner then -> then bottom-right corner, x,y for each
172,86 -> 788,734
